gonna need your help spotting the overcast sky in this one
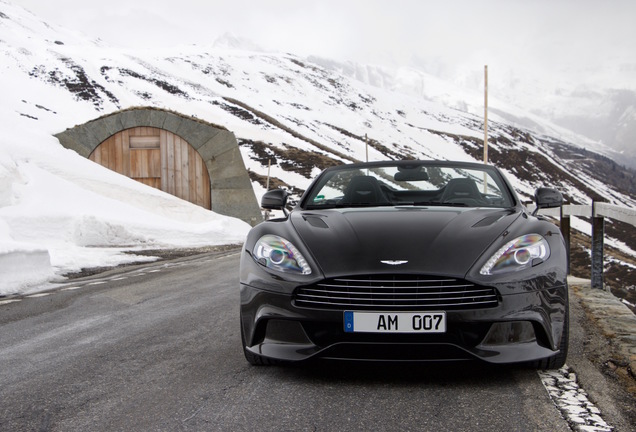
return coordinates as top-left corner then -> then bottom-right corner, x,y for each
16,0 -> 636,91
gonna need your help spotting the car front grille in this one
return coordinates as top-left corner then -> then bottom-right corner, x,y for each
294,275 -> 499,311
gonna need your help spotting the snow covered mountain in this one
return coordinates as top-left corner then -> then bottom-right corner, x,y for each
0,0 -> 634,295
308,55 -> 636,170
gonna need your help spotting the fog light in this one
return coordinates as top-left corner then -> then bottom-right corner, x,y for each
481,321 -> 536,345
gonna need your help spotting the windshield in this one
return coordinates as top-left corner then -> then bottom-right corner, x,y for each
302,161 -> 516,210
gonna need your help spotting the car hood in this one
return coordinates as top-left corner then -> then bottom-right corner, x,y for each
291,206 -> 521,278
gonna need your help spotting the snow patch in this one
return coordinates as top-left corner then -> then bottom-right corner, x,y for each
0,247 -> 54,295
539,366 -> 614,432
72,215 -> 148,247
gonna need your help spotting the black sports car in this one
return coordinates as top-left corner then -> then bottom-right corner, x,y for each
239,160 -> 568,368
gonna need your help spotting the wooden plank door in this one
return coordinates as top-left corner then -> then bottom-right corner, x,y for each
89,127 -> 211,209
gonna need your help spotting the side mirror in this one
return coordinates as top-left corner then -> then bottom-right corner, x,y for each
533,187 -> 563,215
261,189 -> 289,211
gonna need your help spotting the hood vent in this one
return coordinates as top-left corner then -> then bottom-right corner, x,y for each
472,213 -> 506,228
302,214 -> 329,229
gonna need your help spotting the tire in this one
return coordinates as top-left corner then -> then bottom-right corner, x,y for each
533,304 -> 569,370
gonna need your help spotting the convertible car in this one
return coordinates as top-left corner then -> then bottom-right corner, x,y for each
239,160 -> 568,368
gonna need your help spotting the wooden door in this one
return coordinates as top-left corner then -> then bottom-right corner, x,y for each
90,127 -> 211,209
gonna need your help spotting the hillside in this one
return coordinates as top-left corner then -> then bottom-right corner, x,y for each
0,0 -> 634,297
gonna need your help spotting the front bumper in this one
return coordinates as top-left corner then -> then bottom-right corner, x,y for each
240,281 -> 568,364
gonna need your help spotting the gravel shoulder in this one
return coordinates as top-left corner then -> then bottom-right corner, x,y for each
567,278 -> 636,430
62,244 -> 243,279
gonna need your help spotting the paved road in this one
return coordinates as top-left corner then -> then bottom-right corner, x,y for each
0,250 -> 626,431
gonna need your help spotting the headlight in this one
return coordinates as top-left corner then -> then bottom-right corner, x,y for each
480,234 -> 550,275
252,234 -> 312,275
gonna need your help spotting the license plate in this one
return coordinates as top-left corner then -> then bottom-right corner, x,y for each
344,311 -> 446,333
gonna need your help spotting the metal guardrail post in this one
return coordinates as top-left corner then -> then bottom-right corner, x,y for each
560,202 -> 635,289
591,200 -> 605,289
560,206 -> 571,275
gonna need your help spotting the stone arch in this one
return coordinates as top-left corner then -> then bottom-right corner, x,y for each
55,107 -> 262,226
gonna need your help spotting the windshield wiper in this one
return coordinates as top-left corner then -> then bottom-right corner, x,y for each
410,201 -> 468,207
305,202 -> 396,210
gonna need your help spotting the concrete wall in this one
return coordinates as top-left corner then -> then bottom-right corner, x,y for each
55,108 -> 262,226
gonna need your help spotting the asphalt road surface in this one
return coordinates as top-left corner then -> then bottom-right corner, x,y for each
0,250 -> 631,431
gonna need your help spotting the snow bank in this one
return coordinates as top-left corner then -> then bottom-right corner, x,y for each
0,111 -> 251,296
0,247 -> 54,293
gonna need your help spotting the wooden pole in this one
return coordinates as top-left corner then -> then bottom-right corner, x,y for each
483,65 -> 489,193
484,65 -> 488,164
